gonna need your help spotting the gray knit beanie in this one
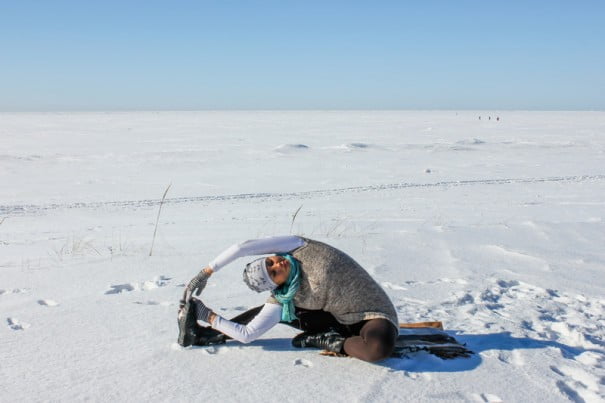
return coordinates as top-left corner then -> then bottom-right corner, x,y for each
243,257 -> 278,292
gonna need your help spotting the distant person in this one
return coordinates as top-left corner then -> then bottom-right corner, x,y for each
496,116 -> 500,121
479,116 -> 481,120
488,116 -> 491,120
177,235 -> 399,362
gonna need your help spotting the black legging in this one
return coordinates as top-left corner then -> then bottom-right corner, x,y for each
197,305 -> 398,362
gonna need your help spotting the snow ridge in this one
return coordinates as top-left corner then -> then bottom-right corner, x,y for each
2,174 -> 604,216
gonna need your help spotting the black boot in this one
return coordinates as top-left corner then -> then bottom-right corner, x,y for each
177,298 -> 198,347
292,330 -> 345,354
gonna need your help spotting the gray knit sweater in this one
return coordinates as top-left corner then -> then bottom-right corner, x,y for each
268,238 -> 399,327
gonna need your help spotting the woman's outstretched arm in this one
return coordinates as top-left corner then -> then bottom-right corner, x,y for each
210,302 -> 282,343
208,235 -> 305,272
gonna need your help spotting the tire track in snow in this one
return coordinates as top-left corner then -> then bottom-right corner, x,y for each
2,174 -> 605,216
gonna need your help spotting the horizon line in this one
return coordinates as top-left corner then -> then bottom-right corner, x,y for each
1,108 -> 604,113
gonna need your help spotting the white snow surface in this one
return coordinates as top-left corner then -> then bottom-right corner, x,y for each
1,111 -> 605,402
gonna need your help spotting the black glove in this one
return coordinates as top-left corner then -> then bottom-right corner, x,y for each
193,297 -> 214,324
180,270 -> 210,309
188,269 -> 210,293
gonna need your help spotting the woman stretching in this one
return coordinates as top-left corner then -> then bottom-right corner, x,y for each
177,235 -> 399,362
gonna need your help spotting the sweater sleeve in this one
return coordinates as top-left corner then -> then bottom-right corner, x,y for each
210,303 -> 282,344
208,235 -> 305,272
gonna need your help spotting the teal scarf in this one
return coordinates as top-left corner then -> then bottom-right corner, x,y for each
272,254 -> 301,322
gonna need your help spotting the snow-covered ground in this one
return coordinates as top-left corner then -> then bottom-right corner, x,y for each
1,111 -> 604,402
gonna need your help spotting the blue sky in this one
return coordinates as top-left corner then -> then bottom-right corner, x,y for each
1,1 -> 603,110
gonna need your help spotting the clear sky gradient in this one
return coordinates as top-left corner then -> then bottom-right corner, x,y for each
1,1 -> 603,110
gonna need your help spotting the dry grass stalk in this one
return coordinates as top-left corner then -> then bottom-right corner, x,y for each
149,183 -> 172,256
290,205 -> 303,234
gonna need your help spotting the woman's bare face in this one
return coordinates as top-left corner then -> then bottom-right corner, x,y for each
265,255 -> 290,286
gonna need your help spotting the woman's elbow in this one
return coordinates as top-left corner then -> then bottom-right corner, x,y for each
239,332 -> 259,344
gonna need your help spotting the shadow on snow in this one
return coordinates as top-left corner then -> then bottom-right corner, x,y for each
193,331 -> 594,373
381,331 -> 594,373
